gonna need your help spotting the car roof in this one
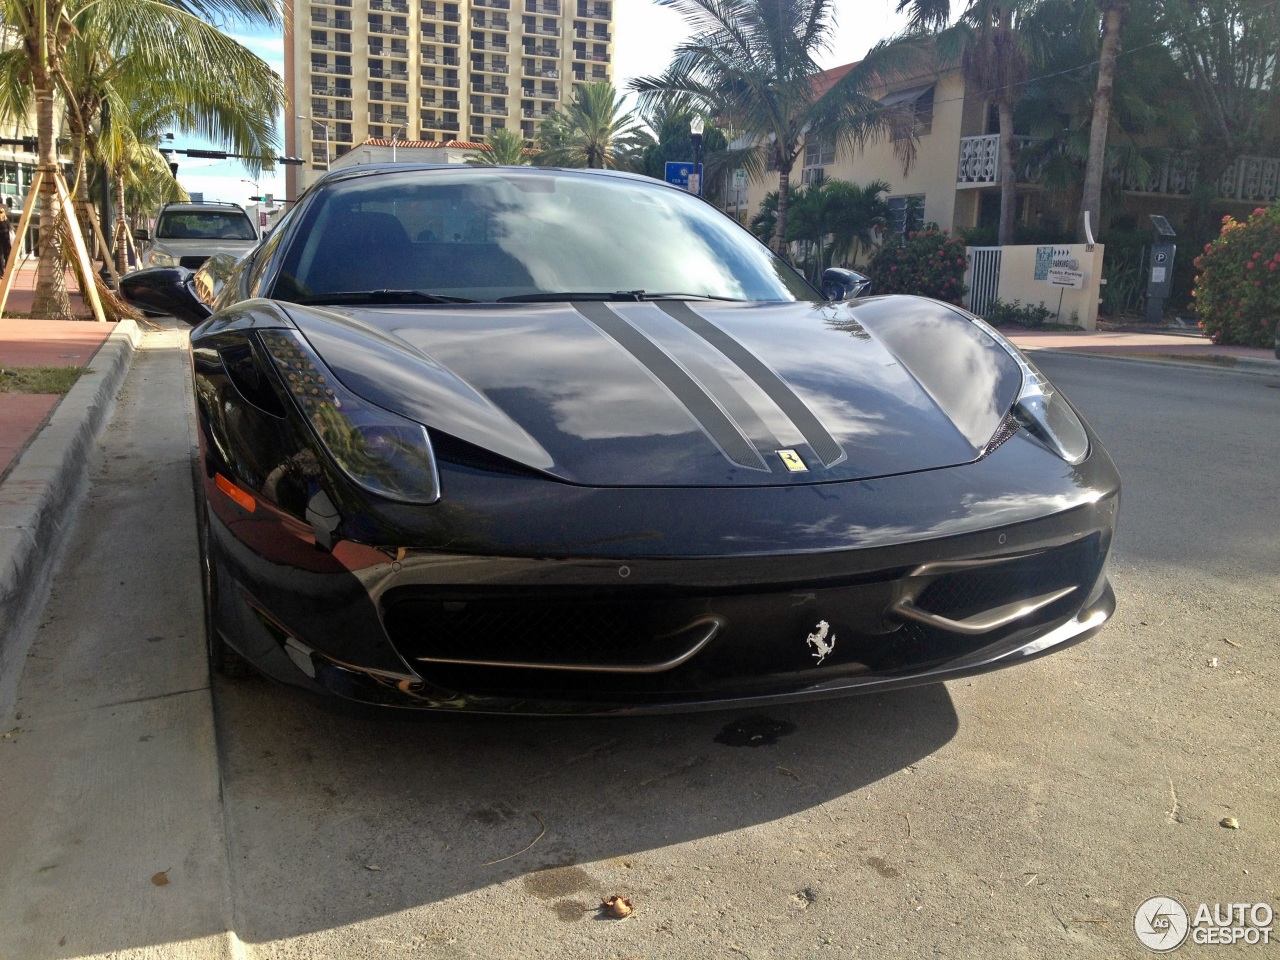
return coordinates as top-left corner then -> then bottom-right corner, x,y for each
308,163 -> 668,191
159,202 -> 251,215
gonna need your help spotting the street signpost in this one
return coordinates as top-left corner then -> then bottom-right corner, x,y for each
664,161 -> 702,193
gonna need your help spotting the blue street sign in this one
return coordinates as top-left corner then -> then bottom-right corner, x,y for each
664,161 -> 702,191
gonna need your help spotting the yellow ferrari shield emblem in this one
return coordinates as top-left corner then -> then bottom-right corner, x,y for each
777,449 -> 808,472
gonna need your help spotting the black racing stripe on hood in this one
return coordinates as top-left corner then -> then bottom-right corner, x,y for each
656,300 -> 846,468
573,302 -> 769,471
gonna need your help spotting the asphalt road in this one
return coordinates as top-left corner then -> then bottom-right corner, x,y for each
2,337 -> 1277,959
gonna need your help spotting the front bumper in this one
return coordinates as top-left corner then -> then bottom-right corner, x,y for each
208,487 -> 1118,715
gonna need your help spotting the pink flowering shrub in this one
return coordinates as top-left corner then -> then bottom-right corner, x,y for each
866,226 -> 968,305
1192,205 -> 1280,347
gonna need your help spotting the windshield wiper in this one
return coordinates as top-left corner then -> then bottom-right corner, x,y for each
496,290 -> 746,303
296,289 -> 477,305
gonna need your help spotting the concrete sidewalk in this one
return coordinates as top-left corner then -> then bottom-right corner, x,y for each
0,314 -> 138,716
1008,325 -> 1278,376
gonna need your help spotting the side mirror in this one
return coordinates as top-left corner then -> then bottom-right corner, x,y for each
133,228 -> 150,244
821,267 -> 870,302
192,253 -> 243,308
119,266 -> 213,325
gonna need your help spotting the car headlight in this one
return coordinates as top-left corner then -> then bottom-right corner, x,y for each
148,250 -> 175,267
258,329 -> 441,503
1011,365 -> 1090,464
968,314 -> 1090,464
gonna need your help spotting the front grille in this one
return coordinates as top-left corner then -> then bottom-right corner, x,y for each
914,536 -> 1097,623
380,534 -> 1105,703
180,255 -> 210,269
382,590 -> 706,670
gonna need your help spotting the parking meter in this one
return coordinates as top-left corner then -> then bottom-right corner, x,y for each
1145,216 -> 1176,323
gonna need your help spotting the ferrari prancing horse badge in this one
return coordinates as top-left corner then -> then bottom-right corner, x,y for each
777,449 -> 808,472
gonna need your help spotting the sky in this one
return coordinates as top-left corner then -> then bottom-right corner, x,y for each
176,0 -> 911,205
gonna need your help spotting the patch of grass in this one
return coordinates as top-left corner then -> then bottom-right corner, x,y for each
0,365 -> 88,394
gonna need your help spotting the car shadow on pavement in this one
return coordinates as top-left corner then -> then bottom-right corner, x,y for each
211,675 -> 958,944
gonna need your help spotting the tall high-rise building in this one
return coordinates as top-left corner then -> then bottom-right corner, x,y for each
284,0 -> 615,197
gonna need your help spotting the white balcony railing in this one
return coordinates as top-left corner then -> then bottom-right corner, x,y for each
959,135 -> 1280,203
1118,152 -> 1280,203
956,134 -> 1037,184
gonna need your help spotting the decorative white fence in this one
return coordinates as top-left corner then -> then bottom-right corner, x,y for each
966,246 -> 1002,315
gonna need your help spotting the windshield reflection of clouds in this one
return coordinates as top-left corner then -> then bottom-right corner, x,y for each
490,185 -> 770,300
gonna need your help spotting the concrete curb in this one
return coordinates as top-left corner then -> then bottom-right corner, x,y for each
0,319 -> 141,717
1021,345 -> 1280,380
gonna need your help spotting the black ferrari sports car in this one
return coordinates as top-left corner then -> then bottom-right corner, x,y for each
122,164 -> 1119,714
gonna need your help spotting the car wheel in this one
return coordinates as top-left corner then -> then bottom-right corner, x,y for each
200,505 -> 252,678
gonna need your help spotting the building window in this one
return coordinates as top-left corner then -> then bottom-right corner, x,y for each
882,84 -> 935,141
801,135 -> 834,185
804,136 -> 834,167
887,194 -> 926,234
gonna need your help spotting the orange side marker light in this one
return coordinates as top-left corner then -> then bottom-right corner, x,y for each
215,473 -> 257,513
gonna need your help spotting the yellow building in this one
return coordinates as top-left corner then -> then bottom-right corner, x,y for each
284,0 -> 615,198
735,60 -> 1280,246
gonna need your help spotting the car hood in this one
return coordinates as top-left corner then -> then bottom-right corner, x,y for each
284,296 -> 1024,487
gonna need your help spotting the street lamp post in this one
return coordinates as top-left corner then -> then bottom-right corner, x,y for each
391,122 -> 407,162
689,116 -> 705,197
297,115 -> 331,171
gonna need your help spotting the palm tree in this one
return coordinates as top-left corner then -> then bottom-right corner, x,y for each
825,178 -> 892,266
465,128 -> 533,165
632,0 -> 922,256
535,80 -> 650,170
1077,0 -> 1130,243
0,0 -> 279,318
636,102 -> 728,201
95,97 -> 189,273
899,0 -> 1035,245
58,2 -> 283,287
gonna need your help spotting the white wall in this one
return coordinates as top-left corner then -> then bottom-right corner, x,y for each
979,243 -> 1106,330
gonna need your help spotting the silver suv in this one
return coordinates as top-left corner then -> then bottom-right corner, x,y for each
140,201 -> 258,270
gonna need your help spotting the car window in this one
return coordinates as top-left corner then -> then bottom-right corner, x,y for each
274,170 -> 816,303
156,210 -> 257,242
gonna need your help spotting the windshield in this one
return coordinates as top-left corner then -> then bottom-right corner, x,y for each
273,169 -> 817,303
156,210 -> 257,242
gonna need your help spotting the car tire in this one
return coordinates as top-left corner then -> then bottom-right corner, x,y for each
200,504 -> 252,678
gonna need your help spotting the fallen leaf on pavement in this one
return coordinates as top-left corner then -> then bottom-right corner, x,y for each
365,864 -> 382,871
602,895 -> 633,918
151,870 -> 170,886
1220,817 -> 1240,829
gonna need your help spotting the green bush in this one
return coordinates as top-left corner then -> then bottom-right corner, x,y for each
866,224 -> 969,305
982,298 -> 1054,328
1192,206 -> 1280,347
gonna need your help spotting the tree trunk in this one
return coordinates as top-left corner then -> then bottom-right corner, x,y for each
32,88 -> 72,320
1079,0 -> 1129,243
997,99 -> 1017,246
773,164 -> 792,259
114,172 -> 130,275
